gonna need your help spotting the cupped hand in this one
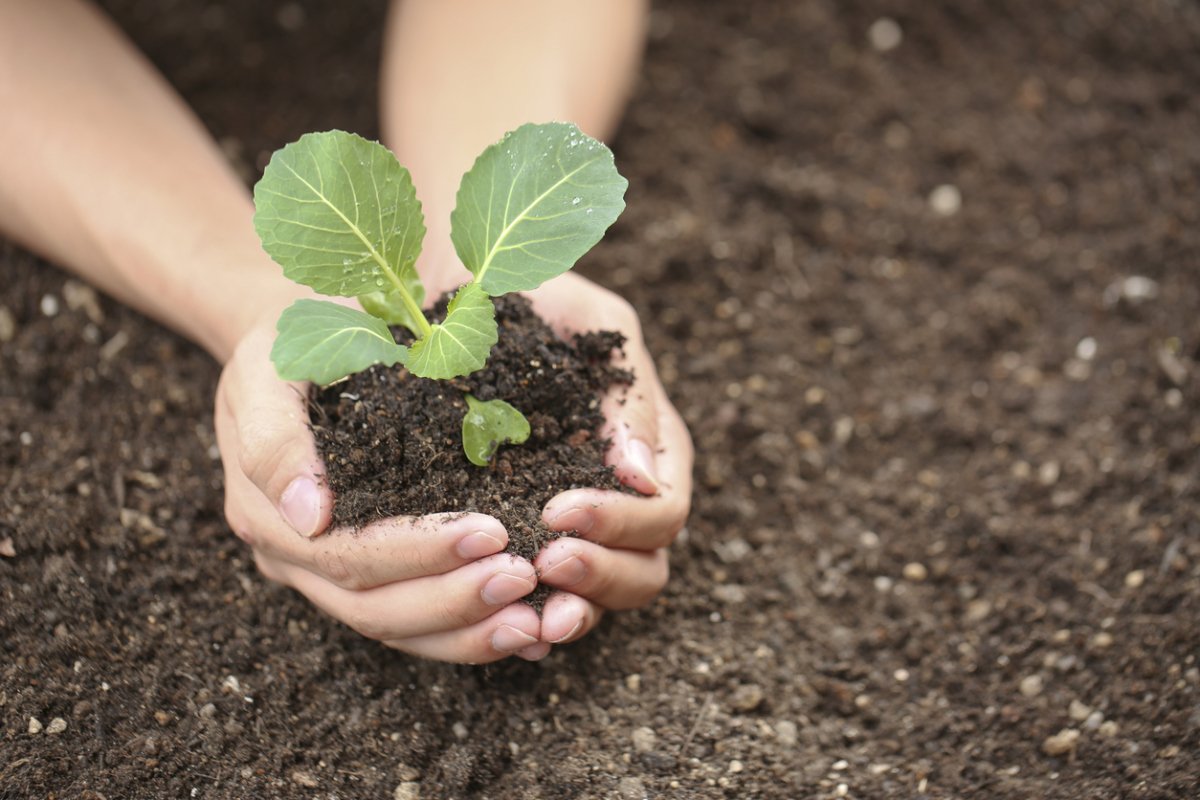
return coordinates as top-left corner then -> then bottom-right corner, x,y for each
213,320 -> 550,663
524,273 -> 694,647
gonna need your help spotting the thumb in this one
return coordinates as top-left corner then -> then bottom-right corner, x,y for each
603,343 -> 662,497
222,332 -> 333,538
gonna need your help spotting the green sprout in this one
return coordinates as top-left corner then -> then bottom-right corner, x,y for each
252,123 -> 627,465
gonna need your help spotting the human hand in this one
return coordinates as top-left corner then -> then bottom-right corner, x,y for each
213,319 -> 551,663
523,273 -> 694,647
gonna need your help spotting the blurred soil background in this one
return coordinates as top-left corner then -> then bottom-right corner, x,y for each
2,0 -> 1198,797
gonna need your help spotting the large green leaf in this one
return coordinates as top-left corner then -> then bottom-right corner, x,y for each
271,299 -> 408,385
253,131 -> 427,318
407,283 -> 497,379
450,122 -> 627,295
461,395 -> 531,467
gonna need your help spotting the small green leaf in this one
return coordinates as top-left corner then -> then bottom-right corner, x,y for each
451,122 -> 627,295
358,284 -> 426,337
462,394 -> 531,466
271,299 -> 408,385
253,131 -> 429,334
407,283 -> 498,380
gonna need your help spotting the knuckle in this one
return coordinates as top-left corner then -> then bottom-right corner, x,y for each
436,595 -> 478,631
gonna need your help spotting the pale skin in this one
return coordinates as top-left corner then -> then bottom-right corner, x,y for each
0,1 -> 693,662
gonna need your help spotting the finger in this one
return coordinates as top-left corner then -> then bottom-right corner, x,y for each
219,333 -> 332,538
535,538 -> 669,611
543,393 -> 692,550
539,591 -> 603,645
602,335 -> 662,495
382,603 -> 545,664
222,460 -> 508,589
270,553 -> 538,641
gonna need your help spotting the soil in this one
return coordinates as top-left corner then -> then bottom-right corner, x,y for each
2,1 -> 1199,798
314,294 -> 627,601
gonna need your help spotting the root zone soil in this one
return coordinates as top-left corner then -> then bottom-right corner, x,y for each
314,295 -> 628,583
2,1 -> 1199,799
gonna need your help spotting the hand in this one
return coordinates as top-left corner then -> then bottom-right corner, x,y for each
213,319 -> 551,663
524,273 -> 694,647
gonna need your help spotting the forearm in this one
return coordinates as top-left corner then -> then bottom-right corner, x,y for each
0,0 -> 301,362
381,0 -> 647,290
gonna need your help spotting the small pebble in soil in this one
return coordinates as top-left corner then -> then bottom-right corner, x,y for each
928,184 -> 962,217
617,776 -> 647,800
1075,337 -> 1098,361
1103,275 -> 1159,307
452,721 -> 469,740
393,782 -> 420,800
40,293 -> 59,317
902,562 -> 928,582
868,18 -> 903,52
1084,711 -> 1105,730
631,726 -> 657,753
964,599 -> 992,623
625,673 -> 641,692
776,720 -> 799,747
731,684 -> 765,712
0,537 -> 15,558
0,306 -> 15,341
45,717 -> 67,735
291,771 -> 318,788
1020,674 -> 1045,697
28,717 -> 43,734
1068,700 -> 1092,722
1124,569 -> 1146,589
1042,728 -> 1080,756
1098,720 -> 1120,738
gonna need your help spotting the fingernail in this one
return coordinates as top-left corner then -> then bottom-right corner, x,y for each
624,438 -> 660,494
541,555 -> 586,588
549,617 -> 584,644
456,530 -> 505,560
491,624 -> 538,653
481,570 -> 535,606
548,507 -> 594,535
516,642 -> 552,661
280,477 -> 321,537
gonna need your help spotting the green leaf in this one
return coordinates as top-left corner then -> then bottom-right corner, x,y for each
253,130 -> 429,334
462,394 -> 531,466
407,283 -> 498,379
271,299 -> 408,385
358,284 -> 426,338
451,122 -> 627,295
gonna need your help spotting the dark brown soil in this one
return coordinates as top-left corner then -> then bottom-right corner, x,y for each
314,294 -> 626,585
3,1 -> 1200,798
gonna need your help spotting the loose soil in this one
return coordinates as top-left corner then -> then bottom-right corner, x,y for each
315,294 -> 627,584
2,1 -> 1199,798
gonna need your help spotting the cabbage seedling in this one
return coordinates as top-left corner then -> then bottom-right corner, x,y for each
252,123 -> 627,465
